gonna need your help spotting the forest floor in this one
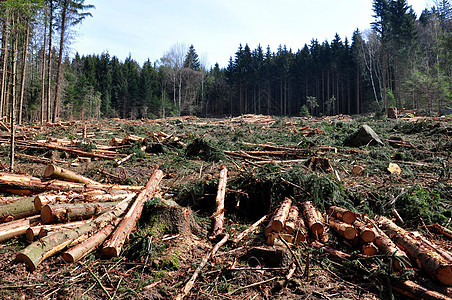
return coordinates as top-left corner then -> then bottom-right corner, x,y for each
0,113 -> 451,299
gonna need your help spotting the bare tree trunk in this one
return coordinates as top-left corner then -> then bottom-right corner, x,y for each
46,0 -> 53,122
19,20 -> 30,125
10,30 -> 18,172
40,10 -> 48,124
53,0 -> 67,123
0,16 -> 10,119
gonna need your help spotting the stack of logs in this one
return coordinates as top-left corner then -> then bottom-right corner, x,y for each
0,165 -> 164,271
264,200 -> 452,288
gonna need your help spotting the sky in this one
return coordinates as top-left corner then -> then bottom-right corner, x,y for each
71,0 -> 432,68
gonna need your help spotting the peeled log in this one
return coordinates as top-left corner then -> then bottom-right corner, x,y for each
377,216 -> 452,286
374,226 -> 411,271
301,201 -> 324,236
0,216 -> 41,242
328,206 -> 356,224
101,169 -> 163,258
355,219 -> 376,243
283,205 -> 300,234
41,201 -> 119,224
0,196 -> 37,222
328,217 -> 358,240
211,167 -> 227,239
44,164 -> 99,184
16,195 -> 133,271
392,280 -> 452,300
271,197 -> 293,232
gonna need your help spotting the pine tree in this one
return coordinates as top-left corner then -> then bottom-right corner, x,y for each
183,44 -> 200,71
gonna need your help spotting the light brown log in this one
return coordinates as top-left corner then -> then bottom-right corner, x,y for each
266,232 -> 294,246
41,201 -> 119,224
328,206 -> 356,224
0,196 -> 37,222
377,216 -> 452,286
43,164 -> 99,184
15,195 -> 134,271
328,217 -> 358,240
427,224 -> 452,240
232,214 -> 268,243
211,167 -> 227,239
373,226 -> 411,271
391,280 -> 452,300
283,205 -> 300,234
301,201 -> 324,236
26,219 -> 91,242
101,169 -> 164,258
355,219 -> 376,243
0,216 -> 41,242
62,219 -> 121,263
411,231 -> 452,263
264,219 -> 274,237
362,242 -> 378,256
271,197 -> 292,232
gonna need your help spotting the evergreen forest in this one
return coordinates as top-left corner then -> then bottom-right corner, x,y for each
0,0 -> 451,123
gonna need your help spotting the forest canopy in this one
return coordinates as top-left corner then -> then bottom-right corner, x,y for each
0,0 -> 451,123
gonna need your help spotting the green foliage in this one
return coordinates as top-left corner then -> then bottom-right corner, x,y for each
185,138 -> 225,162
299,104 -> 310,117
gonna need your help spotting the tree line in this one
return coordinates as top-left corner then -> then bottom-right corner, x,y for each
0,0 -> 451,124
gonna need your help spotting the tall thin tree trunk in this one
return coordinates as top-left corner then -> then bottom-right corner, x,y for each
0,16 -> 10,119
10,26 -> 18,172
46,0 -> 53,122
41,11 -> 48,124
19,20 -> 30,125
53,0 -> 67,123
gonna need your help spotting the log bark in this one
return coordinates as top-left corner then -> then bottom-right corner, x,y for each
41,201 -> 119,224
271,197 -> 292,232
391,280 -> 452,300
26,219 -> 91,242
101,169 -> 163,258
377,216 -> 452,286
16,195 -> 134,271
34,191 -> 133,210
354,219 -> 376,243
411,231 -> 452,263
362,242 -> 378,256
427,224 -> 452,240
283,205 -> 299,234
328,206 -> 356,224
267,232 -> 294,246
43,164 -> 99,184
211,167 -> 227,239
0,216 -> 41,242
301,201 -> 324,236
373,226 -> 411,271
62,219 -> 121,263
232,214 -> 267,244
0,196 -> 37,222
328,217 -> 358,240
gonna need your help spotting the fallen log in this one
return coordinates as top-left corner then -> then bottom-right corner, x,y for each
0,216 -> 41,242
283,205 -> 300,234
301,201 -> 324,237
373,225 -> 411,271
362,242 -> 378,256
271,197 -> 292,232
26,219 -> 91,242
0,196 -> 37,222
391,280 -> 452,300
328,217 -> 358,240
411,231 -> 452,263
377,216 -> 452,286
232,214 -> 268,244
16,195 -> 134,271
43,164 -> 99,184
427,224 -> 452,240
267,232 -> 294,246
41,201 -> 119,224
101,169 -> 163,258
328,206 -> 356,224
354,219 -> 376,243
211,167 -> 227,239
62,219 -> 121,263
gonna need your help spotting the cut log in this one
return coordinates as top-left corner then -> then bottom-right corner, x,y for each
0,216 -> 41,242
301,201 -> 324,236
26,219 -> 91,242
267,232 -> 294,246
411,231 -> 452,263
328,206 -> 356,224
271,197 -> 293,232
16,195 -> 134,271
232,214 -> 268,244
328,217 -> 358,240
101,169 -> 163,258
62,219 -> 121,263
43,164 -> 99,184
427,224 -> 452,240
377,216 -> 452,286
355,219 -> 376,243
211,167 -> 227,239
392,280 -> 452,300
362,242 -> 378,256
0,196 -> 37,222
373,225 -> 411,271
41,201 -> 119,224
283,205 -> 300,234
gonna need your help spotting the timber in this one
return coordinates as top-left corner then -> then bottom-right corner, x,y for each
301,201 -> 324,236
328,217 -> 358,240
428,224 -> 452,240
283,205 -> 300,234
26,219 -> 91,242
0,196 -> 37,222
43,164 -> 99,184
211,167 -> 227,239
391,280 -> 452,300
101,169 -> 164,258
373,225 -> 411,271
328,206 -> 356,224
232,214 -> 267,244
362,242 -> 378,256
354,219 -> 376,243
0,216 -> 41,242
377,216 -> 452,286
40,201 -> 119,224
271,197 -> 292,232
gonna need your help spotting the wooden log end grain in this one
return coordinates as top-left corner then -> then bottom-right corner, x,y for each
436,265 -> 452,286
101,246 -> 119,258
15,253 -> 37,272
362,243 -> 378,256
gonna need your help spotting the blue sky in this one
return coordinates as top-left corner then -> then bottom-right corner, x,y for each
71,0 -> 431,68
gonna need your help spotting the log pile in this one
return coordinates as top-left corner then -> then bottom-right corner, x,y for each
0,165 -> 163,271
